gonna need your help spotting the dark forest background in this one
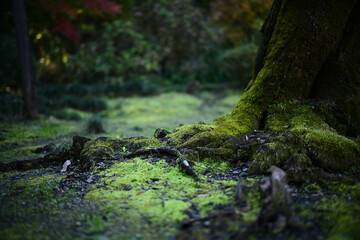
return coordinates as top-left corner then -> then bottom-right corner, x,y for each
0,0 -> 272,120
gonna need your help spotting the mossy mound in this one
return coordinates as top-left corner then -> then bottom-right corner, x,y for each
164,122 -> 216,146
77,136 -> 162,170
248,102 -> 360,182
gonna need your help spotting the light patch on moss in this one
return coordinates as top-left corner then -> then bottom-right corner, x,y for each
0,119 -> 79,149
193,157 -> 232,174
104,91 -> 240,138
85,158 -> 238,227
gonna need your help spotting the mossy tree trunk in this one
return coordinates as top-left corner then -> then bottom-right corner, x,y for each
180,0 -> 360,177
207,0 -> 360,138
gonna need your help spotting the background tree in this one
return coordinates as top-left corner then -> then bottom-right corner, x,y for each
12,0 -> 38,119
209,0 -> 273,45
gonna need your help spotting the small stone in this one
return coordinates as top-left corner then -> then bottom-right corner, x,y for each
125,184 -> 132,191
86,177 -> 93,183
240,172 -> 247,177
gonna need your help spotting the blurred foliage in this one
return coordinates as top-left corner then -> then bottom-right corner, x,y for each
217,43 -> 258,87
210,0 -> 273,45
27,0 -> 122,83
132,0 -> 224,82
66,20 -> 161,82
86,115 -> 106,133
1,0 -> 273,119
66,0 -> 225,85
0,31 -> 21,93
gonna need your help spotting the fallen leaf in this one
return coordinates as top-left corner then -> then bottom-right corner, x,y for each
61,160 -> 71,172
196,194 -> 211,198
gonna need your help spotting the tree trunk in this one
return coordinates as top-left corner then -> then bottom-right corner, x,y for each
310,2 -> 360,137
12,0 -> 39,119
180,0 -> 360,176
209,0 -> 359,138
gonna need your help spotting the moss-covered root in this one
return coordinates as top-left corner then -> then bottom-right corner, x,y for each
78,136 -> 162,170
304,130 -> 360,171
162,122 -> 216,146
248,130 -> 360,183
248,102 -> 360,182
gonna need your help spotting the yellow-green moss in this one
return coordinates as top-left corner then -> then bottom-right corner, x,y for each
0,119 -> 79,149
266,102 -> 333,132
0,145 -> 46,164
193,158 -> 232,174
79,137 -> 162,169
166,122 -> 216,146
250,102 -> 360,175
85,157 -> 238,227
13,172 -> 65,189
305,130 -> 360,171
104,91 -> 240,138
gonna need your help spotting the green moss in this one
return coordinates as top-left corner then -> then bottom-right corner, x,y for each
0,119 -> 79,149
317,198 -> 360,240
266,101 -> 332,132
85,157 -> 238,229
165,122 -> 216,146
250,101 -> 360,176
249,132 -> 312,182
13,172 -> 65,189
0,145 -> 46,163
105,91 -> 240,138
193,158 -> 232,174
79,137 -> 162,170
305,130 -> 360,171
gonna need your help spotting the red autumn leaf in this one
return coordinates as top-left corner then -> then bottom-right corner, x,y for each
53,17 -> 81,43
85,0 -> 122,16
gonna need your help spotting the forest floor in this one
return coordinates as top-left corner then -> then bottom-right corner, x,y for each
0,91 -> 359,240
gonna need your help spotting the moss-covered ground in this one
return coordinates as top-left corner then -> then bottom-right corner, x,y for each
1,91 -> 359,239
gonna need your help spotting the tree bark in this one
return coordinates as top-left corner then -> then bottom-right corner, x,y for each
214,0 -> 359,137
310,2 -> 360,136
181,0 -> 359,159
12,0 -> 39,119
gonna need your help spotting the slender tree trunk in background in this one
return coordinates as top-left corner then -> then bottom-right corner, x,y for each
12,0 -> 39,119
